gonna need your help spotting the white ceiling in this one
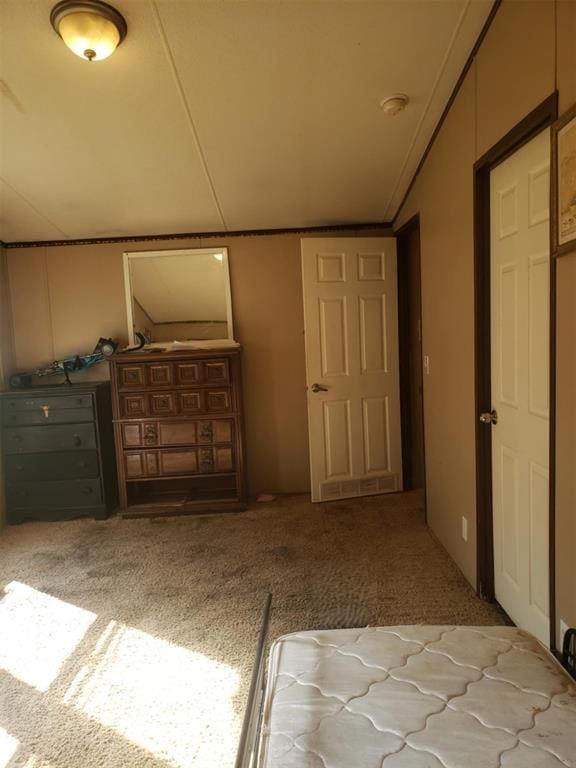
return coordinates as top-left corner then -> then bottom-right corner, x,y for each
0,0 -> 493,243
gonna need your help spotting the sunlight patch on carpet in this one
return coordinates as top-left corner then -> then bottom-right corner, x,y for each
20,754 -> 54,767
64,619 -> 240,767
0,582 -> 96,692
0,727 -> 19,768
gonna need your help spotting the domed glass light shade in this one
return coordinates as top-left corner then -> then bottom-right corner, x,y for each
50,1 -> 127,62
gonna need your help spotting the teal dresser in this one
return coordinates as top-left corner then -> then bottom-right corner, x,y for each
1,382 -> 118,522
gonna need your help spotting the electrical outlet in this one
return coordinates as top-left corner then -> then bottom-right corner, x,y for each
423,355 -> 430,375
461,516 -> 468,542
560,619 -> 569,648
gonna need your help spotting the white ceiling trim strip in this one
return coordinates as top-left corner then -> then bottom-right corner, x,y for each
149,0 -> 228,231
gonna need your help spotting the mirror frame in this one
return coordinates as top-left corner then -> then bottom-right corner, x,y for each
122,247 -> 234,346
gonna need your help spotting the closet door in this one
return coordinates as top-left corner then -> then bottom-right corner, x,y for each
301,237 -> 402,502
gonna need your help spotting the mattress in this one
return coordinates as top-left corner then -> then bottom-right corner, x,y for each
257,625 -> 576,768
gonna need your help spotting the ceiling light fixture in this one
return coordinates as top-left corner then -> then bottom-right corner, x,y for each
380,94 -> 409,116
50,0 -> 127,62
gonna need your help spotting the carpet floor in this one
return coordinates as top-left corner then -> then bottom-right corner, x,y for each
0,491 -> 506,768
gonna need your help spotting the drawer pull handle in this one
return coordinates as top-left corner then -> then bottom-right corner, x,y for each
144,424 -> 157,444
199,449 -> 214,471
200,423 -> 213,440
73,435 -> 82,447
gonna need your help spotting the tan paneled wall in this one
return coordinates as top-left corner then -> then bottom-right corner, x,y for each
5,228 -> 389,496
395,0 -> 576,631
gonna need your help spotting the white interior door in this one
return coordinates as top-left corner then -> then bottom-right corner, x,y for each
301,237 -> 402,503
489,128 -> 550,645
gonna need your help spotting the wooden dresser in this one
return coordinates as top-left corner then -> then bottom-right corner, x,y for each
1,382 -> 118,523
109,347 -> 247,515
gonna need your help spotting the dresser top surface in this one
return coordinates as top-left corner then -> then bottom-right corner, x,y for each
110,347 -> 241,363
1,381 -> 110,398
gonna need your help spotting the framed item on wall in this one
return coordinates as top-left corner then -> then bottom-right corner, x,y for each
552,102 -> 576,257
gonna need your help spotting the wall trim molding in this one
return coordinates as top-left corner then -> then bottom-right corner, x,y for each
393,0 -> 502,224
3,222 -> 393,250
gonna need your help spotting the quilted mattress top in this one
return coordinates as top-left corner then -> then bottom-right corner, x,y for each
257,625 -> 576,768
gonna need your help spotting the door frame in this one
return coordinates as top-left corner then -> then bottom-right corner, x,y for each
396,215 -> 427,498
474,92 -> 558,648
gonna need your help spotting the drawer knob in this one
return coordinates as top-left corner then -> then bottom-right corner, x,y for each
11,434 -> 23,442
73,435 -> 82,447
199,449 -> 214,471
144,424 -> 157,444
15,465 -> 23,472
200,423 -> 213,440
78,461 -> 88,468
82,486 -> 93,495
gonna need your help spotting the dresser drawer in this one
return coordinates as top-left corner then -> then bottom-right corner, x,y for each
3,394 -> 93,412
3,406 -> 95,426
4,423 -> 97,454
5,450 -> 100,481
121,419 -> 233,448
116,358 -> 230,391
124,445 -> 234,478
203,359 -> 229,384
6,478 -> 103,510
205,388 -> 232,412
117,362 -> 176,389
118,388 -> 232,418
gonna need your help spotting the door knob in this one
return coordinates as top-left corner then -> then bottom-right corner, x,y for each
311,383 -> 329,393
479,410 -> 498,425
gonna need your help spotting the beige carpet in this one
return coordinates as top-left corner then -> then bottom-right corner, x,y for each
0,491 -> 505,768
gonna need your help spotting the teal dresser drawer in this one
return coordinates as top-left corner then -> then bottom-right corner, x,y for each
6,478 -> 103,510
5,450 -> 100,481
3,407 -> 95,426
3,393 -> 93,411
4,423 -> 96,454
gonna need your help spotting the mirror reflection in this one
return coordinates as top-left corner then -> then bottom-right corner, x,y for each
124,248 -> 233,345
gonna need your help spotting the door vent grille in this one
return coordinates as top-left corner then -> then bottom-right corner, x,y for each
320,473 -> 398,501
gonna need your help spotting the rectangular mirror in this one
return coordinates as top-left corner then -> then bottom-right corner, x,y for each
123,247 -> 234,345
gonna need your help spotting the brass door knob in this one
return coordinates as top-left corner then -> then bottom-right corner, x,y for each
479,410 -> 498,425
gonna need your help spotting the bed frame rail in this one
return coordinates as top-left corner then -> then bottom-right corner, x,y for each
235,593 -> 273,768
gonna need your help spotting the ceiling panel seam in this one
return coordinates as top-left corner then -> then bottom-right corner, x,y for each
0,176 -> 70,239
383,0 -> 473,220
150,0 -> 227,231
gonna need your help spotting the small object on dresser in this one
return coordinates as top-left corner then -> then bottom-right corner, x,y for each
9,337 -> 117,388
0,382 -> 118,523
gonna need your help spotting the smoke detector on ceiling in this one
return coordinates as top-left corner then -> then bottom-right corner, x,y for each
380,94 -> 409,116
